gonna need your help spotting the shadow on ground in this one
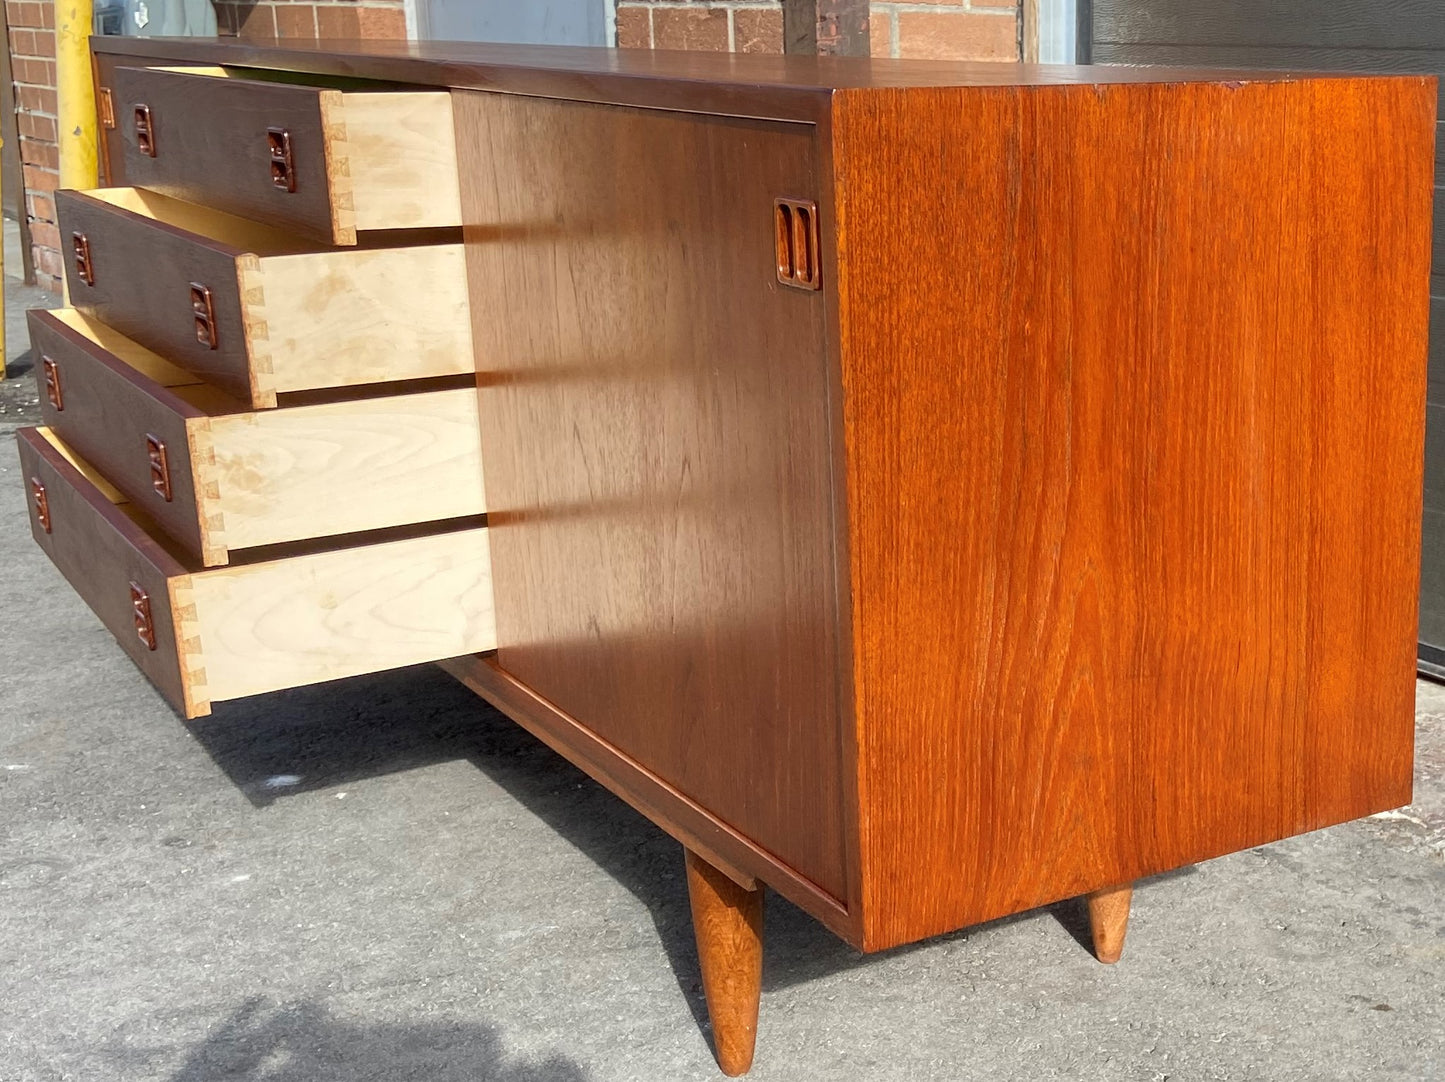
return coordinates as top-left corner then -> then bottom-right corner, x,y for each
107,996 -> 589,1081
184,664 -> 1191,1047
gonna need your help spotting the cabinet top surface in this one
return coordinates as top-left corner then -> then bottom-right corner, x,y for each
93,37 -> 1409,118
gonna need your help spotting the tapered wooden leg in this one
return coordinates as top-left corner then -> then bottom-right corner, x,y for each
685,848 -> 764,1076
1086,883 -> 1133,964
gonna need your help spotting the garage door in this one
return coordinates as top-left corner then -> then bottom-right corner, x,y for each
1087,0 -> 1445,673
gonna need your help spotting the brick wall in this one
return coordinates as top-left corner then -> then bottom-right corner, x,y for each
871,2 -> 1018,60
616,2 -> 786,53
616,2 -> 1020,61
8,0 -> 59,289
213,0 -> 406,42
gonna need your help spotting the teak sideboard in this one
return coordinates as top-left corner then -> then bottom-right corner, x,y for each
16,36 -> 1435,1074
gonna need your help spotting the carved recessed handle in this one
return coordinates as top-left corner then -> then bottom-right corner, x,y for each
41,355 -> 62,411
30,477 -> 50,533
146,434 -> 172,502
268,127 -> 297,193
774,197 -> 822,291
72,232 -> 94,286
190,282 -> 218,350
130,582 -> 157,651
134,103 -> 156,156
98,87 -> 116,130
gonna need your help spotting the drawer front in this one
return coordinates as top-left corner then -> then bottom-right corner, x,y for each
57,187 -> 475,408
19,427 -> 497,719
17,426 -> 194,712
58,187 -> 255,403
30,308 -> 213,563
31,308 -> 487,567
110,65 -> 460,244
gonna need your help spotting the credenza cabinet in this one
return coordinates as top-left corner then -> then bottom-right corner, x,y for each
18,38 -> 1435,1074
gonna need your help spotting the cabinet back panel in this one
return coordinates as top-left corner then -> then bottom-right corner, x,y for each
456,91 -> 847,901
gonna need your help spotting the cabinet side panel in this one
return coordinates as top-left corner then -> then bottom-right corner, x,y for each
455,91 -> 848,902
833,78 -> 1435,950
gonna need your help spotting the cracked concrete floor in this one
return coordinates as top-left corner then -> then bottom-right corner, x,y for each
1,229 -> 1442,1080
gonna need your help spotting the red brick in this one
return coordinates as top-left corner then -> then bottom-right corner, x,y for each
236,4 -> 277,40
27,192 -> 55,224
22,162 -> 58,191
29,220 -> 60,252
896,11 -> 1017,62
13,57 -> 55,86
35,244 -> 65,279
317,5 -> 406,40
871,10 -> 894,57
20,138 -> 58,170
6,2 -> 45,29
11,27 -> 55,57
275,3 -> 318,38
616,6 -> 651,49
652,8 -> 729,51
17,112 -> 57,141
735,8 -> 783,54
17,85 -> 57,114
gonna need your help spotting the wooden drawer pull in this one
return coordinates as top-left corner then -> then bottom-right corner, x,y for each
73,232 -> 94,286
30,477 -> 50,533
774,197 -> 821,291
41,355 -> 62,410
134,103 -> 156,157
189,282 -> 218,350
145,434 -> 172,502
130,582 -> 157,651
268,127 -> 297,193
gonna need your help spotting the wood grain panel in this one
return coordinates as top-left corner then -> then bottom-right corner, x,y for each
247,244 -> 474,396
112,65 -> 343,242
455,90 -> 848,901
188,526 -> 496,704
93,34 -> 1401,128
831,76 -> 1434,950
204,385 -> 486,551
1089,43 -> 1445,110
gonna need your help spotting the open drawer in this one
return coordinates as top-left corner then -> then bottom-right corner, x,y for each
30,308 -> 487,567
58,187 -> 473,408
18,426 -> 496,719
108,64 -> 461,244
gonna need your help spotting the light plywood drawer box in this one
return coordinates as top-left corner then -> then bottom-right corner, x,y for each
109,64 -> 460,244
31,308 -> 486,567
18,426 -> 496,719
58,186 -> 472,408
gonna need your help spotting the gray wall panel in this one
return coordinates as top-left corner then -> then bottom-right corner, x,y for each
1092,0 -> 1445,50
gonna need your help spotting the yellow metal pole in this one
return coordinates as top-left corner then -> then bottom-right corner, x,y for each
56,1 -> 97,190
55,1 -> 96,311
